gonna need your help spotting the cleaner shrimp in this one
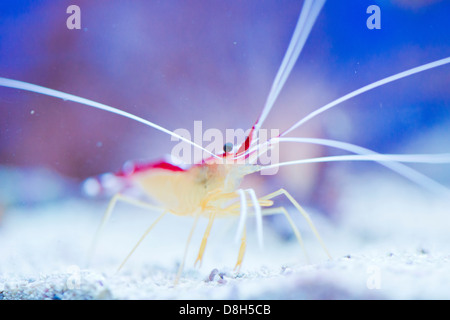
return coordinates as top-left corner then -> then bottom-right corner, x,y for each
1,1 -> 449,285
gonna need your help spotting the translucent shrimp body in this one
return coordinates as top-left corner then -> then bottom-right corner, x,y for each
128,159 -> 259,218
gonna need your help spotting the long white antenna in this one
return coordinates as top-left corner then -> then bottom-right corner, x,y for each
260,153 -> 450,168
258,151 -> 450,195
253,0 -> 326,134
0,77 -> 219,159
281,57 -> 450,136
273,137 -> 450,195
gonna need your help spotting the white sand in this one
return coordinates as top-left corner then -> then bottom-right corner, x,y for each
1,172 -> 450,300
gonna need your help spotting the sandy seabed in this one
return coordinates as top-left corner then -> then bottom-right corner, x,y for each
1,172 -> 449,300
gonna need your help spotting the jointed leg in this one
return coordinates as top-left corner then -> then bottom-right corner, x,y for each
192,189 -> 245,269
260,188 -> 332,259
117,210 -> 168,272
194,211 -> 217,268
261,207 -> 309,262
245,188 -> 263,250
234,227 -> 247,272
87,193 -> 163,266
174,214 -> 200,286
190,190 -> 271,274
222,190 -> 272,271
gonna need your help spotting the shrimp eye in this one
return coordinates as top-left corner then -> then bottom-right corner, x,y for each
223,142 -> 233,153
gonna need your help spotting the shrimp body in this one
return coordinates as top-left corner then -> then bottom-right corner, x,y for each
97,150 -> 286,284
118,154 -> 260,218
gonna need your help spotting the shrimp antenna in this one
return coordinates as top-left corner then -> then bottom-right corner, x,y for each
237,56 -> 450,160
239,134 -> 450,195
256,142 -> 450,196
281,56 -> 450,137
271,137 -> 450,195
0,77 -> 220,159
253,0 -> 326,135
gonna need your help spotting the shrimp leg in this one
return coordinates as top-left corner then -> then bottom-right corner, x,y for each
261,207 -> 309,263
260,189 -> 332,259
87,193 -> 163,266
174,213 -> 201,286
193,189 -> 248,267
116,210 -> 167,272
234,227 -> 246,272
194,188 -> 268,270
194,211 -> 217,268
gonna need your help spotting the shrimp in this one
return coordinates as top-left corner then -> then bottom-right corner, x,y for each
1,0 -> 450,286
86,120 -> 336,285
